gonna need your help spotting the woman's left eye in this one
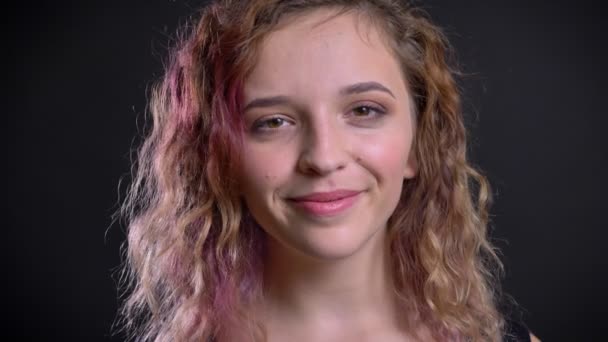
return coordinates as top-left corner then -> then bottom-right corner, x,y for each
350,104 -> 386,118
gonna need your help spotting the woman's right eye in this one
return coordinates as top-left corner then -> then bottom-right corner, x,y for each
251,116 -> 292,133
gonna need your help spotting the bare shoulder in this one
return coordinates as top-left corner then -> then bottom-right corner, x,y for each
530,332 -> 541,342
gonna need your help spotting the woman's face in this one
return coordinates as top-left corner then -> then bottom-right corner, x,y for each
239,8 -> 416,261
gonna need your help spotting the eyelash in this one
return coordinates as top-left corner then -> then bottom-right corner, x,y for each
349,104 -> 386,119
250,104 -> 387,133
251,116 -> 293,132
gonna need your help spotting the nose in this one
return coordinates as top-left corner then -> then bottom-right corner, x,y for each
297,115 -> 348,176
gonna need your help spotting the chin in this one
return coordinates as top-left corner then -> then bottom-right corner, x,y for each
273,221 -> 386,262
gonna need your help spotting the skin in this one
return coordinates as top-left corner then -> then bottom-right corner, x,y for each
237,6 -> 541,342
238,8 -> 419,342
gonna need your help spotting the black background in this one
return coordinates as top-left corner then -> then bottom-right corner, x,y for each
9,0 -> 607,340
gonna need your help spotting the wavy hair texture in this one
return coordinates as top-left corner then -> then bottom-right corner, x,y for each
117,0 -> 506,341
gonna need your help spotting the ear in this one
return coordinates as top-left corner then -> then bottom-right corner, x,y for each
403,151 -> 417,179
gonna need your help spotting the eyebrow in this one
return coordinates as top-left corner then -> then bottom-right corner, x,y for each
243,81 -> 395,112
339,81 -> 395,99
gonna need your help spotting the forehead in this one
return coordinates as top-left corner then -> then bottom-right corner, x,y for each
243,8 -> 407,101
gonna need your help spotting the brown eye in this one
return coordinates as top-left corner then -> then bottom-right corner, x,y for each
251,116 -> 292,133
265,117 -> 285,128
353,106 -> 373,116
351,104 -> 386,118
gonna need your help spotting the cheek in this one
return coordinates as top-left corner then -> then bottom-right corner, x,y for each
355,132 -> 413,182
239,144 -> 292,195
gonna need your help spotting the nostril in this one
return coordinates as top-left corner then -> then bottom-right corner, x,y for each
297,149 -> 348,176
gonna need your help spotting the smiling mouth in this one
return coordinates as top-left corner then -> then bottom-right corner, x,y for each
287,190 -> 362,217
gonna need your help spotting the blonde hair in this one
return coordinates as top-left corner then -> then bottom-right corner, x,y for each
117,0 -> 505,341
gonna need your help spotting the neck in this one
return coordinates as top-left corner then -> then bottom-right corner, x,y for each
260,227 -> 400,329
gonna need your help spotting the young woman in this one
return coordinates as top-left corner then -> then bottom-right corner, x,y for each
117,1 -> 540,341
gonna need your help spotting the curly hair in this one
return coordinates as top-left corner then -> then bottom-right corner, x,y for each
117,0 -> 505,341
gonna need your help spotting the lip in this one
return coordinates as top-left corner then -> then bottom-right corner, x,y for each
287,190 -> 362,217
